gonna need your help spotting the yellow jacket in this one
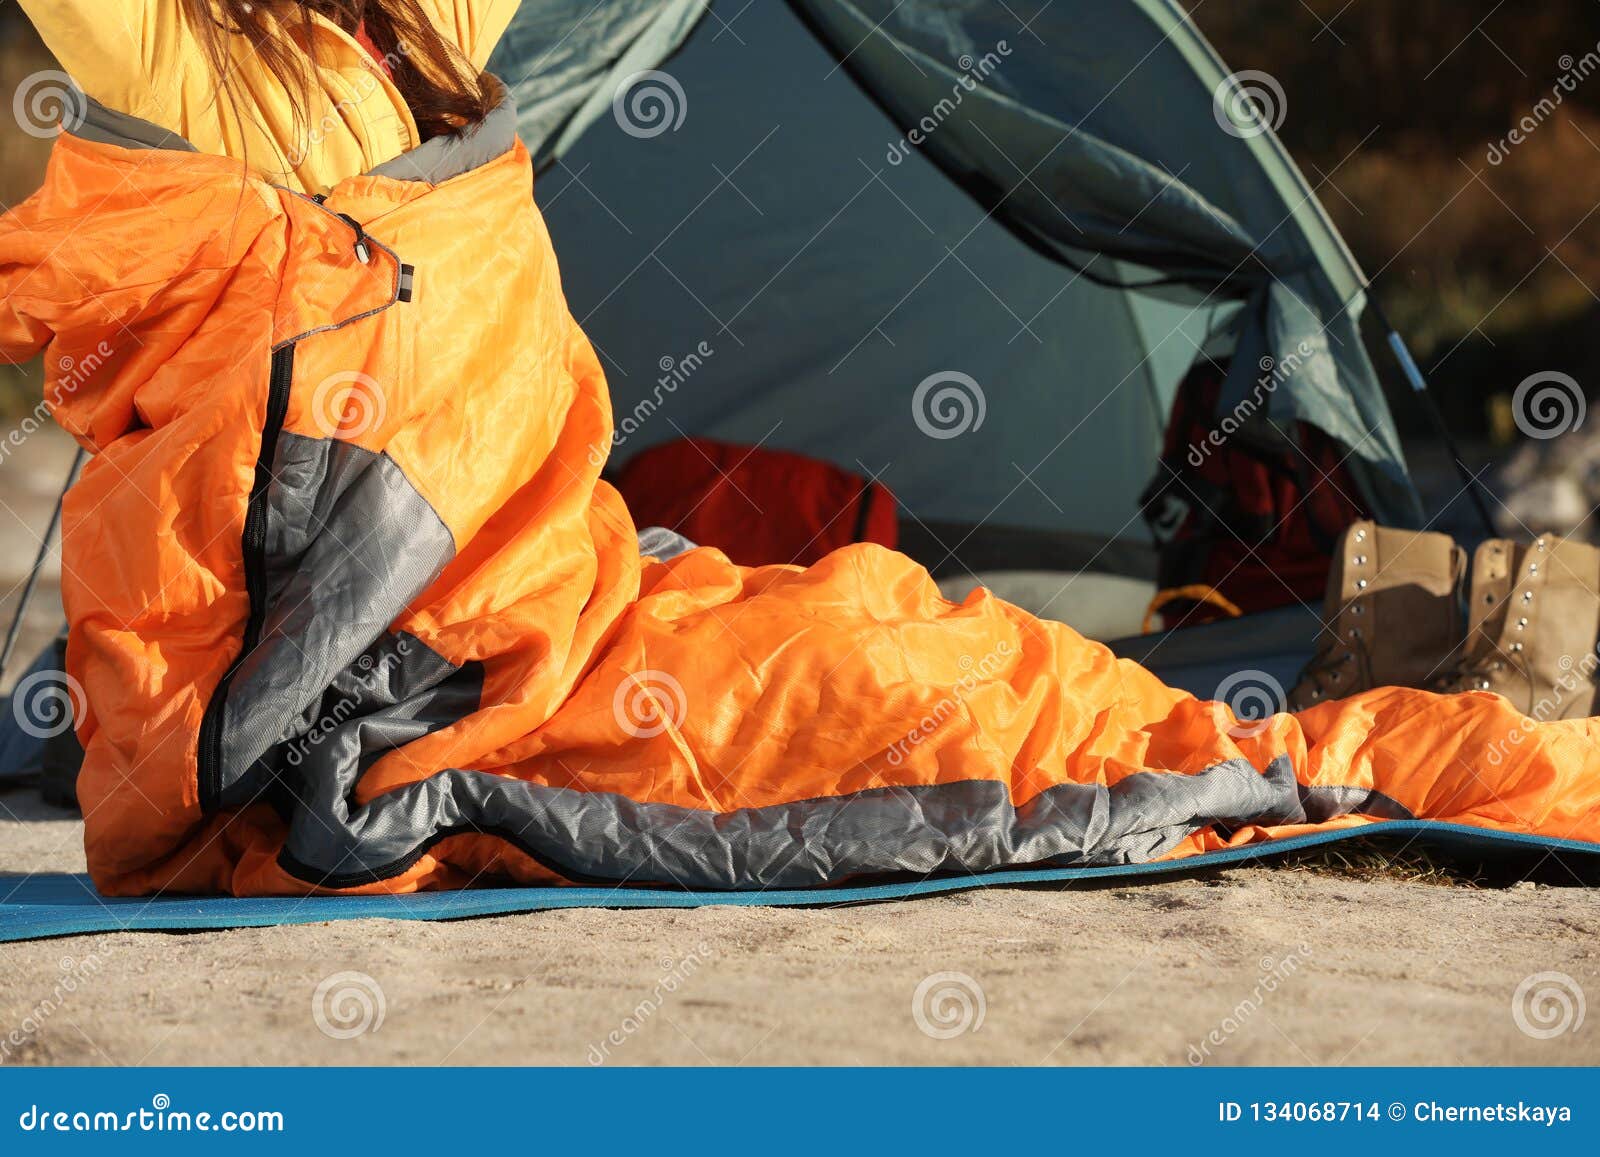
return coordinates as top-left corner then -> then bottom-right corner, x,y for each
17,0 -> 521,192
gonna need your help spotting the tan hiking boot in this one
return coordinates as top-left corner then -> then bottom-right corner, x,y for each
1289,520 -> 1465,710
1438,535 -> 1600,719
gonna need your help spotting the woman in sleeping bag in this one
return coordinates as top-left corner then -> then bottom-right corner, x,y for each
2,0 -> 1597,896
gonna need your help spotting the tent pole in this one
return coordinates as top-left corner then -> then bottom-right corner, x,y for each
0,446 -> 86,684
1367,303 -> 1496,537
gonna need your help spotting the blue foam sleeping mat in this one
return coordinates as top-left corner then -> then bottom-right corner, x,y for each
4,822 -> 1598,942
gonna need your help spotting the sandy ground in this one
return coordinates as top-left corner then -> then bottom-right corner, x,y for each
4,792 -> 1599,1066
2,429 -> 1598,1066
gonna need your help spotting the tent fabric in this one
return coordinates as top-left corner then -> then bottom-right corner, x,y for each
2,100 -> 1598,900
7,822 -> 1600,943
490,0 -> 711,168
527,1 -> 1185,545
491,0 -> 1422,543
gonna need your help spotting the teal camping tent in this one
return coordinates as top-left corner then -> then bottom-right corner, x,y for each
486,0 -> 1425,691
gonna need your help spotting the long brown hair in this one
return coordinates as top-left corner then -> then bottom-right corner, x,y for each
182,0 -> 502,144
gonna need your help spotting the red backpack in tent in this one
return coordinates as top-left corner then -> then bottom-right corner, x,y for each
613,438 -> 899,568
1139,354 -> 1369,629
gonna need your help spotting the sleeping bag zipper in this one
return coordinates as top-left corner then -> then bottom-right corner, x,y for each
197,342 -> 297,813
197,194 -> 410,812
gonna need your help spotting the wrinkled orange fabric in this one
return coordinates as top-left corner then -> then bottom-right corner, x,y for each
3,127 -> 1599,898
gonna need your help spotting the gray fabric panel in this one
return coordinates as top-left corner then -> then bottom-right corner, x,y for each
281,749 -> 1392,889
366,95 -> 520,184
69,93 -> 514,186
318,631 -> 461,719
69,97 -> 199,152
1298,784 -> 1414,824
215,434 -> 456,809
275,630 -> 484,788
636,525 -> 698,560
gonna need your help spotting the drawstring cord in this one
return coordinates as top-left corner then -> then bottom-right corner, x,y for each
334,212 -> 373,265
310,194 -> 372,264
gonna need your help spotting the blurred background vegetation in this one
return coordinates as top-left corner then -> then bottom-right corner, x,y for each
1185,0 -> 1600,446
2,2 -> 1598,444
0,11 -> 54,420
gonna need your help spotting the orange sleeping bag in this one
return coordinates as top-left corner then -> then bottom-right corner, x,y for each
2,99 -> 1598,897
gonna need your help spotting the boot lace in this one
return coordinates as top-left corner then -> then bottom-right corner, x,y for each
1435,648 -> 1508,695
1293,633 -> 1360,705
